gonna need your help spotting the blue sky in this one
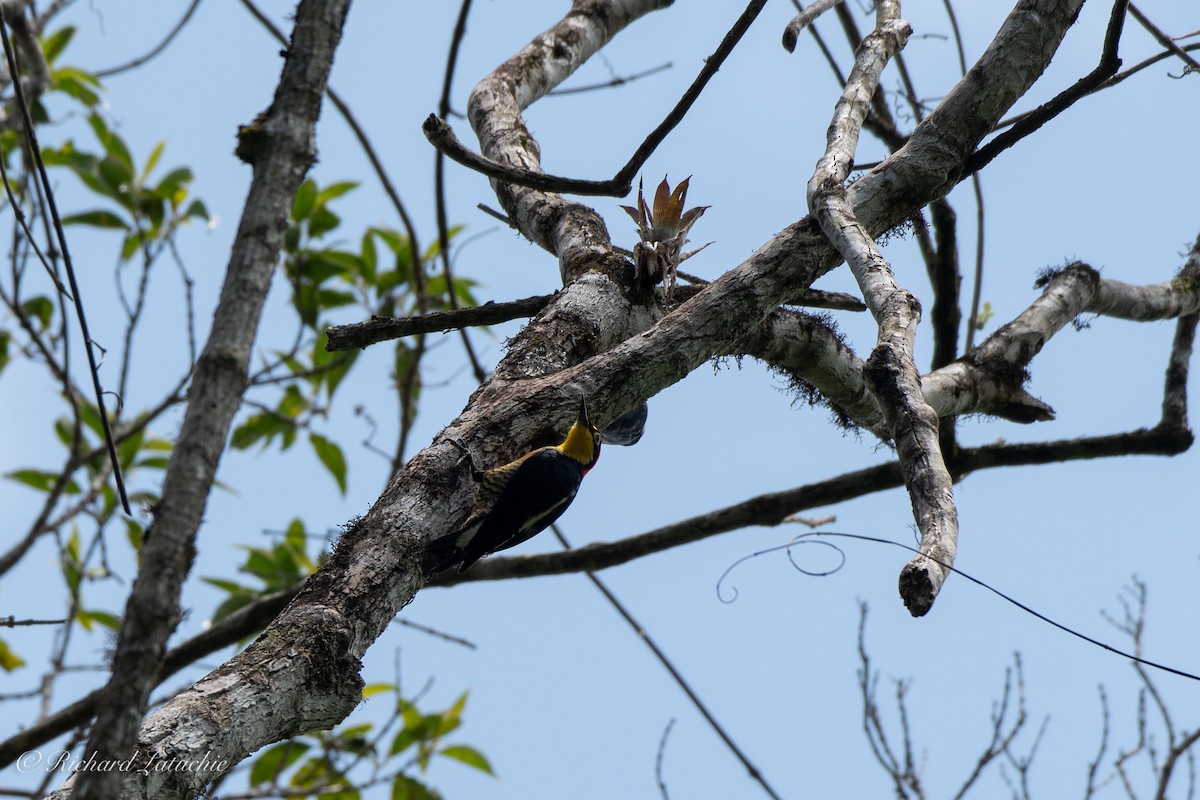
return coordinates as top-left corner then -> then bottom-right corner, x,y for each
3,1 -> 1198,798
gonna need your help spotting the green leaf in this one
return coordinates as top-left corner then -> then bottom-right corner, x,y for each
317,180 -> 359,203
240,547 -> 281,582
307,206 -> 341,239
78,402 -> 106,439
41,26 -> 77,63
314,248 -> 362,275
362,683 -> 396,698
76,609 -> 121,632
201,577 -> 247,594
421,225 -> 464,263
88,114 -> 133,174
139,193 -> 166,232
390,728 -> 418,757
184,198 -> 210,222
120,233 -> 140,261
279,384 -> 308,418
0,638 -> 25,672
337,722 -> 374,752
5,468 -> 78,494
231,411 -> 294,451
292,179 -> 317,221
62,528 -> 82,594
319,342 -> 357,400
98,154 -> 133,199
0,330 -> 9,375
310,433 -> 347,494
294,252 -> 348,285
249,741 -> 310,786
370,226 -> 408,252
125,518 -> 144,552
116,425 -> 145,470
140,141 -> 165,185
53,417 -> 74,447
360,230 -> 378,281
154,166 -> 193,198
210,591 -> 258,624
317,288 -> 356,311
391,774 -> 439,800
21,296 -> 55,328
61,209 -> 129,230
283,518 -> 307,548
52,70 -> 102,107
439,745 -> 494,775
434,712 -> 461,739
135,456 -> 170,470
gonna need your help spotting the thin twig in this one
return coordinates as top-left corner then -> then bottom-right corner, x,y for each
0,616 -> 67,626
394,618 -> 476,650
426,0 -> 769,198
423,114 -> 629,196
551,524 -> 784,800
963,0 -> 1129,177
655,718 -> 676,800
937,0 -> 987,364
0,11 -> 131,515
435,0 -> 487,383
94,0 -> 202,78
326,294 -> 552,351
0,139 -> 70,297
549,61 -> 672,95
1127,3 -> 1200,75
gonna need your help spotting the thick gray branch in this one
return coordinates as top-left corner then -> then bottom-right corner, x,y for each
467,0 -> 671,281
805,3 -> 955,617
746,258 -> 1200,436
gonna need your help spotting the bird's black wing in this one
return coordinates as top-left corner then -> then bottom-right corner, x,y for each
426,448 -> 584,574
476,449 -> 584,555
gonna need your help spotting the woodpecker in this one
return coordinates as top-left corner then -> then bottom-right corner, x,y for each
428,398 -> 603,575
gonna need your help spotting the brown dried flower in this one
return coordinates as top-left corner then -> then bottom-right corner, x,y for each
620,176 -> 710,300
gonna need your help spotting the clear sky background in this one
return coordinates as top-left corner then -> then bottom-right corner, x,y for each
2,1 -> 1198,798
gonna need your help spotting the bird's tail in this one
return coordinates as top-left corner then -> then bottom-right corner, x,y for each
424,516 -> 484,575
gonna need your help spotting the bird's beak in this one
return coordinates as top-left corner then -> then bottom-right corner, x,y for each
578,396 -> 592,430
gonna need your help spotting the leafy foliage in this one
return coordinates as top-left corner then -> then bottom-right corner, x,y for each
202,519 -> 322,625
230,178 -> 476,493
43,113 -> 210,261
244,689 -> 494,799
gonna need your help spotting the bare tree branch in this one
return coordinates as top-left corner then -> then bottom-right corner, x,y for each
428,0 -> 768,202
781,0 -> 845,53
1128,3 -> 1200,75
326,294 -> 553,350
964,0 -> 1129,177
806,2 -> 955,618
94,0 -> 202,78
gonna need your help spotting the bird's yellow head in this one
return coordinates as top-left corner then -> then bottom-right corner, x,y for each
557,398 -> 602,472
